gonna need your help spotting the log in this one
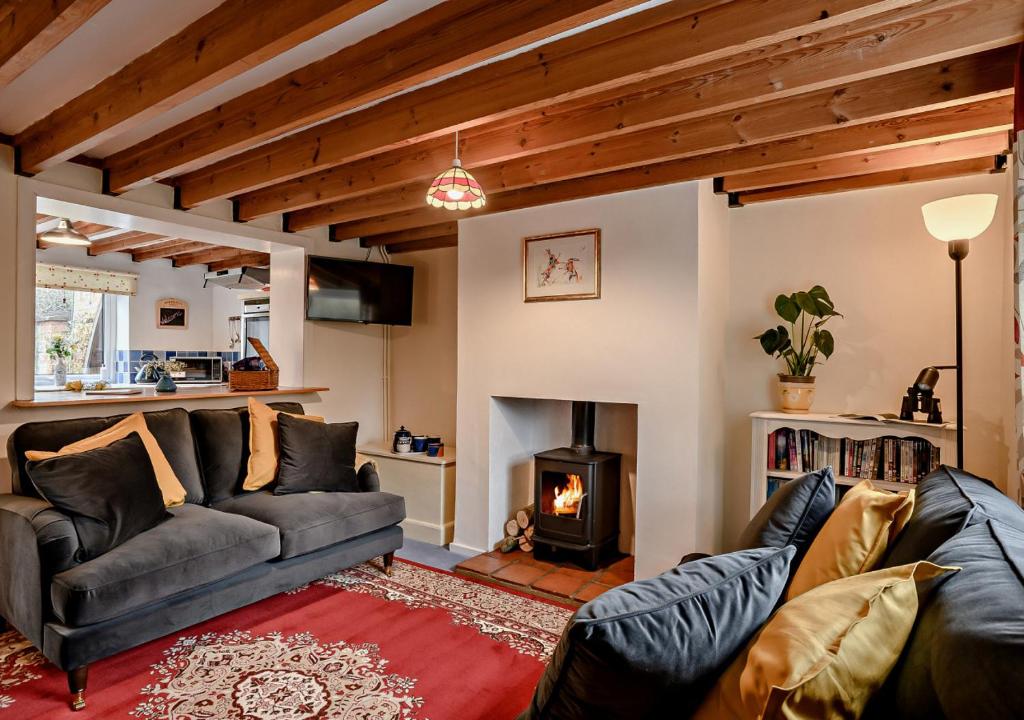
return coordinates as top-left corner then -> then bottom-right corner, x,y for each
524,525 -> 535,542
518,539 -> 534,553
516,506 -> 534,530
499,536 -> 519,553
504,519 -> 521,538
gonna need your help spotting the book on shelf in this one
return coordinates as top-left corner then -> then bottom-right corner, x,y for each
766,428 -> 939,484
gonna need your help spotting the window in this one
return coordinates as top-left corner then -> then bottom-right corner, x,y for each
34,288 -> 119,386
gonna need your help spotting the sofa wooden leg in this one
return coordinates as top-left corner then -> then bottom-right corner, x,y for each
383,551 -> 394,576
68,666 -> 88,711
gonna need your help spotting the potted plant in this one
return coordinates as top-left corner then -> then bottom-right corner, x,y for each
755,285 -> 841,413
46,336 -> 74,387
135,359 -> 186,392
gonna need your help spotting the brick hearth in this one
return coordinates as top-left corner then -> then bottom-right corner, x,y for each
455,550 -> 634,605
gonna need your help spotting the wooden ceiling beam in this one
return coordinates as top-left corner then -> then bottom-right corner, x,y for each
247,13 -> 1022,224
301,95 -> 1014,226
385,235 -> 459,254
172,246 -> 247,268
86,231 -> 166,256
358,222 -> 459,248
173,0 -> 928,208
102,0 -> 648,191
13,0 -> 385,173
0,0 -> 110,87
720,132 -> 1010,192
207,252 -> 271,272
731,155 -> 1006,205
131,240 -> 207,262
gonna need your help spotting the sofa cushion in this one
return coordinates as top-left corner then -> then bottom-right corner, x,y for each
214,490 -> 405,560
878,520 -> 1024,720
737,466 -> 834,571
519,546 -> 796,720
883,465 -> 1024,567
8,408 -> 205,504
27,433 -> 169,561
50,504 -> 280,626
244,398 -> 324,492
190,403 -> 305,503
275,414 -> 359,494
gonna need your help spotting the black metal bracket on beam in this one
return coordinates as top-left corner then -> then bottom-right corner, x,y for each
281,212 -> 294,233
993,154 -> 1009,173
328,224 -> 342,243
172,185 -> 185,211
12,145 -> 34,178
100,168 -> 116,196
713,177 -> 726,194
231,199 -> 244,224
727,192 -> 743,208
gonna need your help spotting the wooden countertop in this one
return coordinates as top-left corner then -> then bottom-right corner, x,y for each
358,442 -> 455,466
11,385 -> 328,408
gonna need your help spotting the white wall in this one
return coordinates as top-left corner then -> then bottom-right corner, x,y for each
455,182 -> 729,579
722,170 -> 1016,545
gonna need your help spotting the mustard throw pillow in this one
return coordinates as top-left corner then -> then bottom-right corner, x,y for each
694,561 -> 957,720
25,412 -> 187,507
243,397 -> 324,491
786,480 -> 915,600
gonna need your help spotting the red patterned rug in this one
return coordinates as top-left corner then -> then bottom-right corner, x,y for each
0,558 -> 572,718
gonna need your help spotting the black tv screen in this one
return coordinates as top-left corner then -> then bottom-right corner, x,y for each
306,256 -> 414,326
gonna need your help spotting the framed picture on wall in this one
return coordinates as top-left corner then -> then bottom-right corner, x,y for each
523,229 -> 601,302
156,298 -> 188,329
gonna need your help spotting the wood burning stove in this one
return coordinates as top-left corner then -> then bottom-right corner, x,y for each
533,402 -> 620,569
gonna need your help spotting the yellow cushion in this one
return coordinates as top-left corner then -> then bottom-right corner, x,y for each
243,397 -> 324,491
355,452 -> 377,471
786,480 -> 915,600
694,561 -> 957,720
25,413 -> 187,508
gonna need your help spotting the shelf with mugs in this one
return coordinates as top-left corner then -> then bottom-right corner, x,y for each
750,411 -> 956,519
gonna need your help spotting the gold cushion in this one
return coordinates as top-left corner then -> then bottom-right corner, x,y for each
695,561 -> 957,720
243,397 -> 324,491
786,479 -> 915,600
25,413 -> 187,508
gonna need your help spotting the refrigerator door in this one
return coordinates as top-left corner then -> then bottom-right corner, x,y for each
242,314 -> 270,357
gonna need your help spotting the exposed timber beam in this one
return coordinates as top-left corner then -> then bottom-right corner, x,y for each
103,0 -> 647,191
131,240 -> 208,262
14,0 -> 385,173
731,155 -> 1007,205
302,95 -> 1013,227
0,0 -> 110,88
173,0 -> 936,207
172,246 -> 246,267
385,235 -> 459,254
250,44 -> 1019,223
359,222 -> 459,248
207,252 -> 271,272
87,231 -> 166,255
719,132 -> 1010,192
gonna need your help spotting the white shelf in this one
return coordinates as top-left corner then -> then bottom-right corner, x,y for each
766,469 -> 911,493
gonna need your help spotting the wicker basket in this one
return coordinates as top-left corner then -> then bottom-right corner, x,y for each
229,337 -> 279,391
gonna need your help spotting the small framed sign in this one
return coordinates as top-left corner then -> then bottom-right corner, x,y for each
156,298 -> 188,329
523,228 -> 601,302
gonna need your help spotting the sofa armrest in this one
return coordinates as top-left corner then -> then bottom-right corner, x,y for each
678,552 -> 711,566
358,463 -> 381,493
0,494 -> 74,649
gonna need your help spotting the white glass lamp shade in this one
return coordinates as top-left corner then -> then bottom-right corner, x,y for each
921,194 -> 998,242
40,217 -> 91,246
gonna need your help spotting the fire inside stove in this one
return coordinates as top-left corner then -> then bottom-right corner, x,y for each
553,474 -> 585,516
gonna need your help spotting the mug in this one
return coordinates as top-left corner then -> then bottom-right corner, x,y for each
412,435 -> 428,453
427,442 -> 444,457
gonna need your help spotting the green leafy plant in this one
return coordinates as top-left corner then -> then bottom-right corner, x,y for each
755,286 -> 842,378
46,336 -> 74,361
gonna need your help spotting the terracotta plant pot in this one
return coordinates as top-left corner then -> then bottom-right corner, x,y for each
778,374 -> 816,413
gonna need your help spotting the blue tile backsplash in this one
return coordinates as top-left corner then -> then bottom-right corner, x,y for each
115,350 -> 241,384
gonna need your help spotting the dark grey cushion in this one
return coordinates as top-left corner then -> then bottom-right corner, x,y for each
8,407 -> 206,504
884,465 -> 1024,567
737,466 -> 834,570
50,504 -> 280,626
26,433 -> 168,561
214,490 -> 405,560
275,415 -> 359,494
189,402 -> 305,503
520,546 -> 796,720
878,520 -> 1024,720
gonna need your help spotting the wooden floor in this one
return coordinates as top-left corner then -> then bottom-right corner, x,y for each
455,549 -> 634,605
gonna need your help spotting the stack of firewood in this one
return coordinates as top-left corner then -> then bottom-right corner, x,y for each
499,505 -> 535,553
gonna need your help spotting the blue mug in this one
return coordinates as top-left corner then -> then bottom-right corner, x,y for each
427,443 -> 443,457
411,435 -> 428,453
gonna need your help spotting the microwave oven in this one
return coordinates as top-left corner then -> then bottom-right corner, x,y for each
162,357 -> 224,384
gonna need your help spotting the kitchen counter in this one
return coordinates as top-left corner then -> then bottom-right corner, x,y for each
11,385 -> 329,408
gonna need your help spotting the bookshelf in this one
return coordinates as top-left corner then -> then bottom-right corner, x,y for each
749,411 -> 957,519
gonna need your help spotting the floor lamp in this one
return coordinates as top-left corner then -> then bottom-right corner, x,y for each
921,193 -> 999,469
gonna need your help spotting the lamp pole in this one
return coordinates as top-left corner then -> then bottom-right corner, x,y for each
949,239 -> 968,469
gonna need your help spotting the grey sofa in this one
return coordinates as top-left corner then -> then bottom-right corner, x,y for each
0,403 -> 405,711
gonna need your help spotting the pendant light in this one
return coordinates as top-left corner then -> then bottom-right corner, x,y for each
426,131 -> 486,210
40,218 -> 91,246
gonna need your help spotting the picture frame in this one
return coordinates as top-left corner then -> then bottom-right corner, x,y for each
523,229 -> 601,302
156,298 -> 188,329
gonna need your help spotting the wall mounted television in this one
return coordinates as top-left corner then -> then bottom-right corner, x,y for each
305,256 -> 414,326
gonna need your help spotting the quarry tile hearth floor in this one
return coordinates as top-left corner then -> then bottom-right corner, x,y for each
455,550 -> 634,605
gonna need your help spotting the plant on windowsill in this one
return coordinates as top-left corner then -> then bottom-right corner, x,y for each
46,336 -> 74,387
754,286 -> 842,414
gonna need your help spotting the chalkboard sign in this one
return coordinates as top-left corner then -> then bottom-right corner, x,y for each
156,299 -> 188,329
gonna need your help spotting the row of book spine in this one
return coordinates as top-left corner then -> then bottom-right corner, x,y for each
768,429 -> 940,483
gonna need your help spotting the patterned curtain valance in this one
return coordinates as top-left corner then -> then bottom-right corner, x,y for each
36,263 -> 138,296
